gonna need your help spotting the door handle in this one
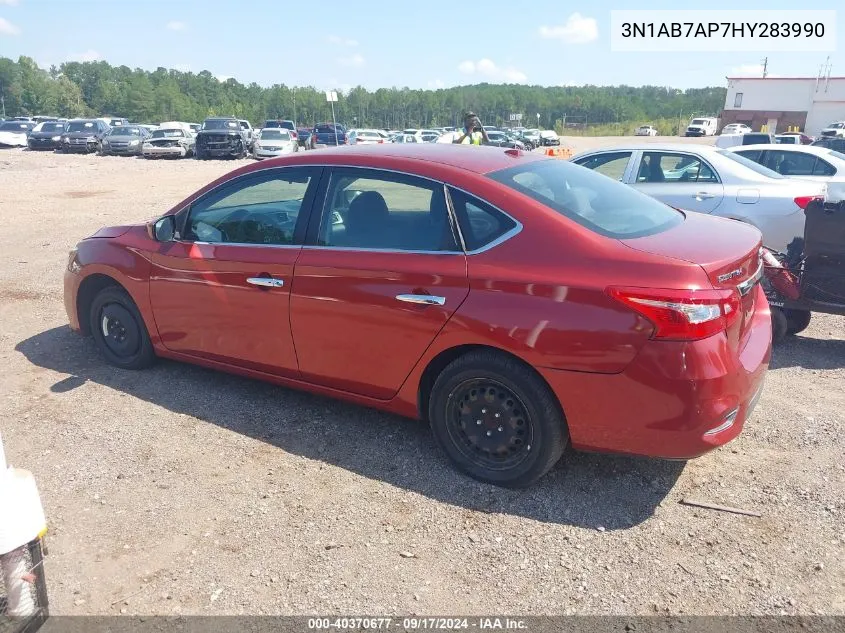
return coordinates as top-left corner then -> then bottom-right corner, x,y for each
247,277 -> 284,288
396,294 -> 446,306
694,192 -> 715,199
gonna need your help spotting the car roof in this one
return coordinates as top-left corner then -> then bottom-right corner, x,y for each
252,143 -> 547,174
575,143 -> 721,154
733,144 -> 834,155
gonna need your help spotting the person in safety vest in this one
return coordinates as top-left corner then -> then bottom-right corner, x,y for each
452,112 -> 490,145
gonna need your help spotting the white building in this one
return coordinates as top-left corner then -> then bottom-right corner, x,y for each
721,75 -> 845,136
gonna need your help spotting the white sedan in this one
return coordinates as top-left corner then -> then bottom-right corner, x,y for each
570,143 -> 827,251
349,129 -> 387,144
635,125 -> 658,136
721,123 -> 752,135
252,129 -> 298,159
729,143 -> 845,183
0,120 -> 35,147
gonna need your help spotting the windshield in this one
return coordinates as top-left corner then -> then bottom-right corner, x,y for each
691,119 -> 707,125
717,149 -> 785,179
259,129 -> 290,140
828,122 -> 845,129
66,121 -> 97,133
151,129 -> 186,138
34,122 -> 64,133
488,159 -> 684,239
202,119 -> 239,130
108,126 -> 141,136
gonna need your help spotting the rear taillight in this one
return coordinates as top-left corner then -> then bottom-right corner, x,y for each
607,286 -> 741,341
794,195 -> 823,211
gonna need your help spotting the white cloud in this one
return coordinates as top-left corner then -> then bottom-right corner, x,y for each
337,53 -> 365,67
457,58 -> 527,83
427,79 -> 445,89
538,13 -> 598,44
66,49 -> 101,62
326,34 -> 358,47
0,17 -> 20,35
166,20 -> 186,31
0,0 -> 20,6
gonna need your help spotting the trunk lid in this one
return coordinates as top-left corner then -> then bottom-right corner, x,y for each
622,211 -> 764,347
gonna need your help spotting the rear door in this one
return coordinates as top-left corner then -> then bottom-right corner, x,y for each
289,167 -> 469,399
631,150 -> 725,214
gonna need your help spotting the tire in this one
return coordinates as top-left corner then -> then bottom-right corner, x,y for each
89,286 -> 156,370
428,350 -> 568,488
771,307 -> 788,345
785,309 -> 812,335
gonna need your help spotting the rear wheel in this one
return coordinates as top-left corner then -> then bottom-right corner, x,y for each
89,287 -> 156,370
785,309 -> 812,335
429,350 -> 567,488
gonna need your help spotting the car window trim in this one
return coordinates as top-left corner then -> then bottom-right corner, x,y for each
177,165 -> 323,247
301,165 -> 521,255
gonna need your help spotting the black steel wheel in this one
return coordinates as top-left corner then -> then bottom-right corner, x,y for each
785,309 -> 812,335
429,350 -> 567,488
89,286 -> 156,370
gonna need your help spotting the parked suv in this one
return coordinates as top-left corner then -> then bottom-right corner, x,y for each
195,117 -> 249,159
61,118 -> 110,153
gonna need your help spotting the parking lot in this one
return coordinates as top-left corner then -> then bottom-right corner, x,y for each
0,139 -> 843,616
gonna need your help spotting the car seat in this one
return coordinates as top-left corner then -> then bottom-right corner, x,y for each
345,191 -> 391,248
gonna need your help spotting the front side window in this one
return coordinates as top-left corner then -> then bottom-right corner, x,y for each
318,169 -> 459,252
184,168 -> 318,245
488,159 -> 683,239
636,152 -> 718,183
573,151 -> 632,181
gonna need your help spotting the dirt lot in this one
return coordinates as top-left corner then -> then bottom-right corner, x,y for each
0,139 -> 843,617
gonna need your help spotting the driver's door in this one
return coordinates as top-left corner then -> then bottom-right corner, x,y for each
149,166 -> 322,378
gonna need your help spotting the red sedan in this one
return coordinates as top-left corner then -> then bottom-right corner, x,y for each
64,144 -> 771,487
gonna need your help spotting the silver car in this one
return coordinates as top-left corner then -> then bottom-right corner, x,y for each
252,128 -> 298,159
570,143 -> 827,251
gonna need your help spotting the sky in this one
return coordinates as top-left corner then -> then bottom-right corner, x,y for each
0,0 -> 842,91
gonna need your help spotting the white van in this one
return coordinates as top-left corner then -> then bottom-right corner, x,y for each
684,117 -> 718,137
715,132 -> 775,149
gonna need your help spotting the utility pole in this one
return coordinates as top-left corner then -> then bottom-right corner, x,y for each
293,87 -> 297,126
761,57 -> 768,78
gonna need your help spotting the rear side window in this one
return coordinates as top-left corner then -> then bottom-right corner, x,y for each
447,188 -> 517,251
488,159 -> 683,239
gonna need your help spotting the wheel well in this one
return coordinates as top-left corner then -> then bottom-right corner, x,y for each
416,345 -> 564,422
76,274 -> 123,335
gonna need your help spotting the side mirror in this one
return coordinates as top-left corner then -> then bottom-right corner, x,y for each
149,215 -> 176,241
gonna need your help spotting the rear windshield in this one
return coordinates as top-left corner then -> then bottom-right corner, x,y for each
316,125 -> 340,133
488,159 -> 684,239
0,122 -> 31,132
717,149 -> 785,178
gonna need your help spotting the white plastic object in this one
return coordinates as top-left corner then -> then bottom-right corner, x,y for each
825,181 -> 843,203
0,431 -> 47,555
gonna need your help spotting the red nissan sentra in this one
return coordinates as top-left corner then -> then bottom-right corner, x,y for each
64,144 -> 771,487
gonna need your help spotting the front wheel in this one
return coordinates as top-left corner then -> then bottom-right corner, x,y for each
89,287 -> 156,370
785,309 -> 812,335
429,350 -> 568,488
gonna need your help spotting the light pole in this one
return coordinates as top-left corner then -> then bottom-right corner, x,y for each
536,112 -> 540,129
293,87 -> 297,127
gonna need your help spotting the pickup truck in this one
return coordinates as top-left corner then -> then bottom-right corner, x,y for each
312,123 -> 347,146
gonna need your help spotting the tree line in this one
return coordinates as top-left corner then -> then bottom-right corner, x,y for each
0,56 -> 726,131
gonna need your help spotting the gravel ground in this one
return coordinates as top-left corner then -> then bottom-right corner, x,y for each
0,140 -> 843,617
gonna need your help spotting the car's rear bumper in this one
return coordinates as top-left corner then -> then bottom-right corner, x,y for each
539,286 -> 771,459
